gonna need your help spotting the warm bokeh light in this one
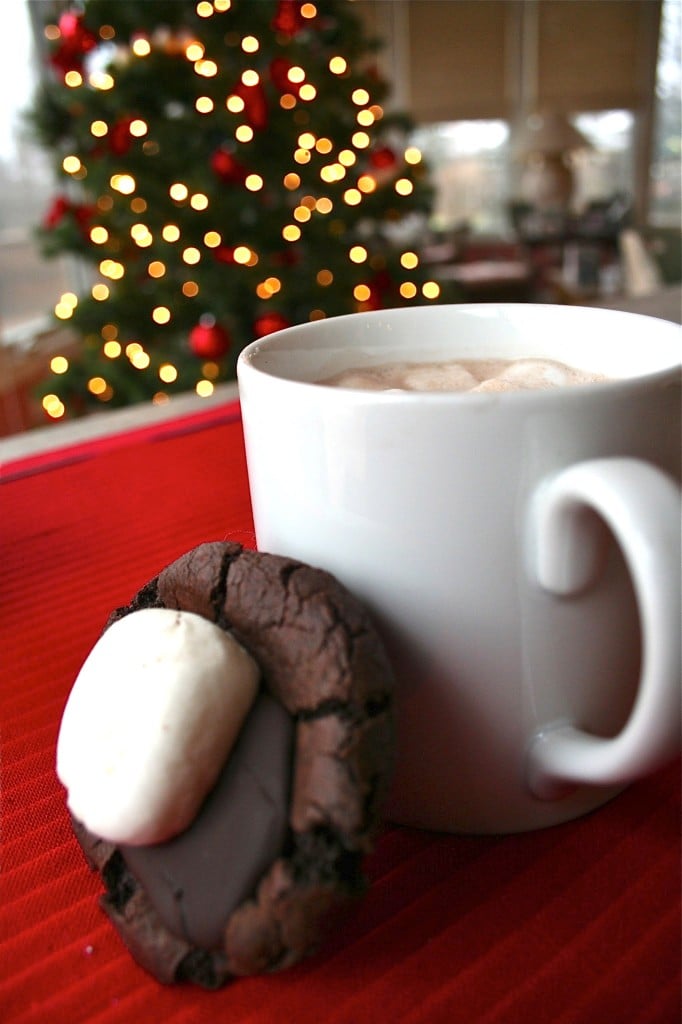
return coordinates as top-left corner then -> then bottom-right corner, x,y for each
399,282 -> 418,298
132,36 -> 151,57
185,41 -> 205,61
159,363 -> 178,383
110,173 -> 136,194
89,71 -> 114,90
195,59 -> 218,77
88,376 -> 108,395
42,394 -> 65,419
400,251 -> 419,269
170,182 -> 189,201
99,259 -> 124,280
62,155 -> 82,174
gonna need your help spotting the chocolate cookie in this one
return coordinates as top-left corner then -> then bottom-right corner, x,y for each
69,542 -> 394,988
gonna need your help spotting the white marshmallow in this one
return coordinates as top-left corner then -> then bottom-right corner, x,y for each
400,362 -> 479,392
56,608 -> 260,846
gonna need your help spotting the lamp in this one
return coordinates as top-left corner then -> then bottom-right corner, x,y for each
515,111 -> 591,212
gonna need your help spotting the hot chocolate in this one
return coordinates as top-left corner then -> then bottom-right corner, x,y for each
320,357 -> 609,393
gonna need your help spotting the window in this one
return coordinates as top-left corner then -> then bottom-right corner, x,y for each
411,111 -> 635,236
649,0 -> 682,227
410,121 -> 511,235
0,0 -> 72,341
571,110 -> 635,208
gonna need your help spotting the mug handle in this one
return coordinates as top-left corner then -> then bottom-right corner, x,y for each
525,457 -> 681,800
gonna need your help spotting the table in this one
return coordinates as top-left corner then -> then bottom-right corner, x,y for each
1,399 -> 680,1024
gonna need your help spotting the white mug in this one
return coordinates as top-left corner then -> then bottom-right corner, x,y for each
237,304 -> 681,833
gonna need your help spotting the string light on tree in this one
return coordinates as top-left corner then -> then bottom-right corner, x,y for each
30,0 -> 453,420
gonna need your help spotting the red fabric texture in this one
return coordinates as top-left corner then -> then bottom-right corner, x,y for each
1,401 -> 680,1023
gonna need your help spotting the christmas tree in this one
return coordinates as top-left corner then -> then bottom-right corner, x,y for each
29,0 -> 450,420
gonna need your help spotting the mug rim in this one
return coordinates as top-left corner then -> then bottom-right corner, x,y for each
237,302 -> 682,400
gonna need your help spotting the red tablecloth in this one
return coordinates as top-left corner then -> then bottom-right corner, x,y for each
1,400 -> 680,1024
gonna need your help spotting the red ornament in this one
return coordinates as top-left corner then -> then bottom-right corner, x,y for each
108,116 -> 136,156
272,0 -> 307,37
188,319 -> 231,359
49,11 -> 98,76
210,148 -> 247,183
212,245 -> 237,264
369,146 -> 398,171
253,312 -> 290,339
43,195 -> 72,229
269,56 -> 300,96
72,202 -> 96,231
43,195 -> 94,236
235,80 -> 268,131
272,248 -> 300,267
58,10 -> 95,45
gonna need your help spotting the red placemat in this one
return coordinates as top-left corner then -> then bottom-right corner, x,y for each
1,401 -> 680,1024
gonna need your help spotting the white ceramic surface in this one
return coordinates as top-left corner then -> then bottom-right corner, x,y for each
237,304 -> 681,833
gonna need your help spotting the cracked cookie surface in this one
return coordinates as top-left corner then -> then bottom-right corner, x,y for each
71,541 -> 394,988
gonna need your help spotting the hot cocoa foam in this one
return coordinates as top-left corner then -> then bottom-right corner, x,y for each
319,358 -> 609,393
